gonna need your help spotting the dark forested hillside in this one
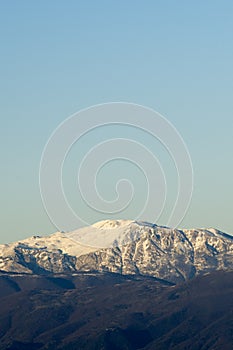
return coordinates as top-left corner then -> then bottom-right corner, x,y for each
0,271 -> 233,350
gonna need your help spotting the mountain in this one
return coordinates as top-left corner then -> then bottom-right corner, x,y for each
1,221 -> 233,349
0,220 -> 233,284
0,271 -> 233,350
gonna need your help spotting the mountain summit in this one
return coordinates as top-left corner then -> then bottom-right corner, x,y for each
0,220 -> 233,284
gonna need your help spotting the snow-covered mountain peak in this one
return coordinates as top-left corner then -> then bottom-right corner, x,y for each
92,219 -> 133,230
67,220 -> 161,249
91,219 -> 158,230
0,221 -> 233,283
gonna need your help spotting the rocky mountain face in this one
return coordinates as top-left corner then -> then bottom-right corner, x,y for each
0,220 -> 233,284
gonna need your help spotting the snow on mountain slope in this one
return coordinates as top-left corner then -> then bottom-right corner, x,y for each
0,231 -> 97,274
67,219 -> 158,248
0,220 -> 233,284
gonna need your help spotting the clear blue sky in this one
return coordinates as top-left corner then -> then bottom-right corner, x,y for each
1,1 -> 233,242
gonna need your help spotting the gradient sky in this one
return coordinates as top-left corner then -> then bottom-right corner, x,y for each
1,1 -> 233,243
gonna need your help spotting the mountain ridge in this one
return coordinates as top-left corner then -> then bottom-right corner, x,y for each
0,220 -> 233,284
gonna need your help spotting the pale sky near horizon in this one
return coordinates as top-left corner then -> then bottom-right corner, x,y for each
1,1 -> 233,243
